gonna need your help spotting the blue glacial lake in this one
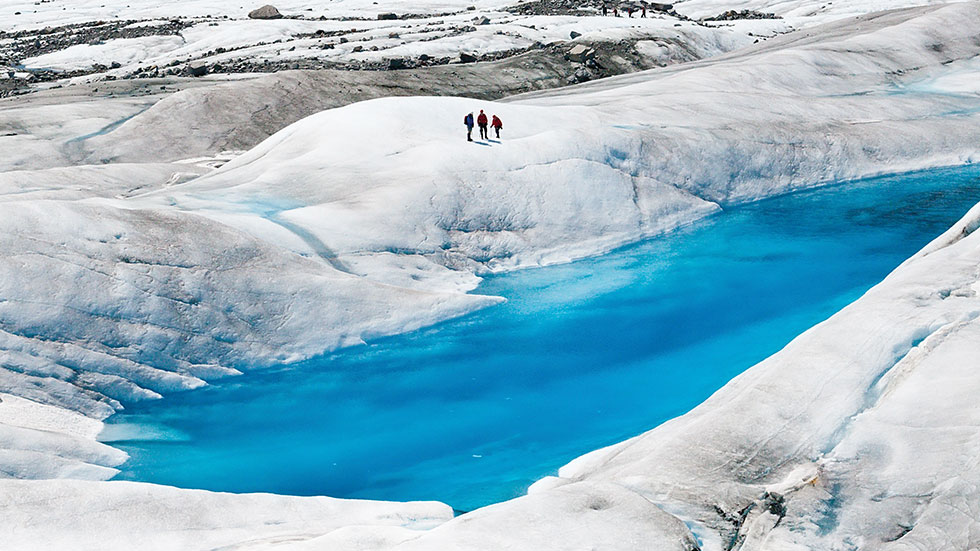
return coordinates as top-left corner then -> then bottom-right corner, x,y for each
104,165 -> 980,512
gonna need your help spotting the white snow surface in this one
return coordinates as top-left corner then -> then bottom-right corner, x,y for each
13,0 -> 770,85
2,0 -> 980,549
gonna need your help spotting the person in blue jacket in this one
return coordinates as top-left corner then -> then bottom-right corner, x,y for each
464,112 -> 475,141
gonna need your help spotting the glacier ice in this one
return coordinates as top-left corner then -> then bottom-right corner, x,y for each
2,0 -> 980,549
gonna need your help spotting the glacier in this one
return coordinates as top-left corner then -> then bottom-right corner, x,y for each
2,0 -> 980,549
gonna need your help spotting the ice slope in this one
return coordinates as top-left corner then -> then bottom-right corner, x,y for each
369,174 -> 980,551
0,199 -> 498,419
675,0 -> 966,20
0,478 -> 454,551
63,23 -> 755,165
141,2 -> 980,281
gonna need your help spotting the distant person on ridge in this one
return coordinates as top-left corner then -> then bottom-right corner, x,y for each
477,110 -> 489,140
464,112 -> 475,141
491,114 -> 503,139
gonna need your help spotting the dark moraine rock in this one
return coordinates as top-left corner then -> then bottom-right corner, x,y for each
188,61 -> 208,77
248,5 -> 283,19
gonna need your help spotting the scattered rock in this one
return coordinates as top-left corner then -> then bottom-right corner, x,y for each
705,9 -> 780,21
188,60 -> 208,77
110,61 -> 121,69
566,44 -> 595,62
377,12 -> 399,20
570,30 -> 582,39
387,58 -> 407,70
248,5 -> 283,19
477,16 -> 491,25
571,67 -> 592,82
352,45 -> 364,52
459,52 -> 478,63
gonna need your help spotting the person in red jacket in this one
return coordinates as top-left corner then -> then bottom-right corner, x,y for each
491,114 -> 503,139
477,109 -> 489,140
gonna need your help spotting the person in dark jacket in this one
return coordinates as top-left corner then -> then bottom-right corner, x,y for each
491,115 -> 503,138
464,112 -> 475,141
477,110 -> 489,140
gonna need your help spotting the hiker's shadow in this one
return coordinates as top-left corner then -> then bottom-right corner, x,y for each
487,139 -> 501,144
473,141 -> 492,146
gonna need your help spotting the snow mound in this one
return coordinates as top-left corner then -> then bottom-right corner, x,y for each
140,2 -> 980,281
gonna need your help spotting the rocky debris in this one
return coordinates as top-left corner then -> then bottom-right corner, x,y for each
705,9 -> 780,21
568,66 -> 593,83
185,37 -> 682,77
510,0 -> 596,16
567,44 -> 596,62
0,79 -> 23,99
248,5 -> 283,19
0,19 -> 190,69
0,0 -> 707,98
0,67 -> 91,98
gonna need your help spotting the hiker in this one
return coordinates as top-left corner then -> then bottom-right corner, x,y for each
477,109 -> 489,140
641,4 -> 646,17
601,3 -> 607,15
464,112 -> 475,141
491,114 -> 503,138
613,6 -> 618,16
627,5 -> 634,17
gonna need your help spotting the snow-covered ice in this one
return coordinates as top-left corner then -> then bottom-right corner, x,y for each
2,0 -> 980,549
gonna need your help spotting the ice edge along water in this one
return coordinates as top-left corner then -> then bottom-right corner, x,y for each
3,1 -> 980,550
